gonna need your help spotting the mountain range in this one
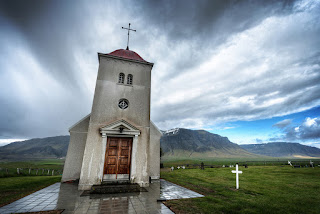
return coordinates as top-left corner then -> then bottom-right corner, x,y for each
240,142 -> 320,158
0,129 -> 319,160
160,128 -> 258,159
0,136 -> 69,160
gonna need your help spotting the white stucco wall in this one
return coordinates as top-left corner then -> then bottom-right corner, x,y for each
78,54 -> 154,190
149,121 -> 162,179
61,115 -> 90,182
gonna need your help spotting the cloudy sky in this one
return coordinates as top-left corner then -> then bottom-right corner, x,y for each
0,0 -> 319,147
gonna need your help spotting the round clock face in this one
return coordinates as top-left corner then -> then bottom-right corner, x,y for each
118,99 -> 129,109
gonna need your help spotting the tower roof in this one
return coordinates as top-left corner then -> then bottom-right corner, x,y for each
107,49 -> 146,62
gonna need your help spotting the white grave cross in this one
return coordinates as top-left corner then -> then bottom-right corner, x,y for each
310,160 -> 314,168
231,164 -> 243,189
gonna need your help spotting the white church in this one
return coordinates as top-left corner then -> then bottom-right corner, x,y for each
61,46 -> 162,190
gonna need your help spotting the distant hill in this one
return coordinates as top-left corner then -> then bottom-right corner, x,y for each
0,129 -> 258,161
240,142 -> 320,158
2,132 -> 319,161
160,128 -> 259,159
0,136 -> 70,160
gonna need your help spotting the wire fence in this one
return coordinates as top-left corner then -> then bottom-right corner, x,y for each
0,167 -> 63,177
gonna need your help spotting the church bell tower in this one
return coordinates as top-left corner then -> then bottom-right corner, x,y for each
77,48 -> 156,190
62,24 -> 161,191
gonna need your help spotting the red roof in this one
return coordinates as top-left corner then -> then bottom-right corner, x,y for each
107,49 -> 146,62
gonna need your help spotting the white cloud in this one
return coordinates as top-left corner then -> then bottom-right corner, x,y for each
151,0 -> 320,130
1,0 -> 320,140
221,127 -> 235,130
273,119 -> 293,128
303,117 -> 317,127
0,139 -> 26,147
273,117 -> 320,142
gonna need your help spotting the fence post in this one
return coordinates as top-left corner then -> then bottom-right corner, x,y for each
17,168 -> 20,175
36,169 -> 38,175
52,170 -> 54,176
29,168 -> 31,174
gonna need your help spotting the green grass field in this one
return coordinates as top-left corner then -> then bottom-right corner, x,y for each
1,158 -> 319,213
0,176 -> 61,207
0,159 -> 64,177
161,158 -> 320,167
0,159 -> 64,206
161,166 -> 320,214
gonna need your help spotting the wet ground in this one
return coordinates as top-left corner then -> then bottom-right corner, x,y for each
0,179 -> 203,214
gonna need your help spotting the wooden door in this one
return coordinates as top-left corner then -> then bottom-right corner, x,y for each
117,138 -> 132,174
104,137 -> 132,178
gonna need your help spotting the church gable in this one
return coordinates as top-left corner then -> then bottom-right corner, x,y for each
69,114 -> 90,133
150,121 -> 162,136
100,119 -> 141,136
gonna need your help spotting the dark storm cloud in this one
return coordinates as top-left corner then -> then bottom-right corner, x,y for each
133,0 -> 298,77
0,0 -> 319,143
0,0 -> 144,140
0,0 -> 91,88
0,0 -> 98,139
135,0 -> 296,42
150,0 -> 320,130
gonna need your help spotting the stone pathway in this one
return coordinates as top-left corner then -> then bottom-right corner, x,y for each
159,180 -> 203,200
0,179 -> 204,214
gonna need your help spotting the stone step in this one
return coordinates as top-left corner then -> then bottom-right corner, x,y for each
102,180 -> 131,185
90,183 -> 142,194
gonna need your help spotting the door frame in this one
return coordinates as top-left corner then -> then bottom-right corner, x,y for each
103,137 -> 133,180
99,119 -> 141,183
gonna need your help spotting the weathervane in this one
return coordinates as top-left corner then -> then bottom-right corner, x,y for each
122,23 -> 136,50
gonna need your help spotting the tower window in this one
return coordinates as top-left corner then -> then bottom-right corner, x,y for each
127,74 -> 133,85
118,99 -> 129,109
118,73 -> 125,84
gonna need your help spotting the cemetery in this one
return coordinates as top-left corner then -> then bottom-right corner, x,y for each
161,164 -> 320,214
1,158 -> 319,213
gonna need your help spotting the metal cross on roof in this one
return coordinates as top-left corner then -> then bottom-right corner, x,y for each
122,23 -> 136,50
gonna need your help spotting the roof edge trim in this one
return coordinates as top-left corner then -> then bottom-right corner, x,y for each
98,53 -> 154,66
